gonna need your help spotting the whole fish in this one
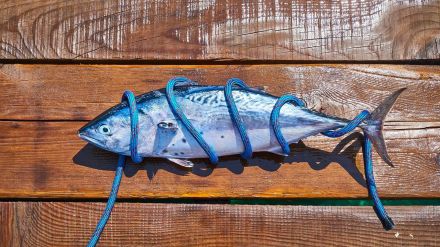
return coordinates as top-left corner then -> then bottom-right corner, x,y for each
78,84 -> 405,168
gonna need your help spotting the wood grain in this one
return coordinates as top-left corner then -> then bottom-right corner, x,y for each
0,0 -> 439,60
0,64 -> 439,199
0,64 -> 439,121
1,202 -> 439,246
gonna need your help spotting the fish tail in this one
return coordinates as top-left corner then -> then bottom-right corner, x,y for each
360,88 -> 407,167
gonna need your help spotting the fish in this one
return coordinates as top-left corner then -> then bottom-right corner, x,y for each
78,83 -> 406,168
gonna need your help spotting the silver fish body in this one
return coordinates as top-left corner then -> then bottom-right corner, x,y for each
80,85 -> 406,235
79,86 -> 348,161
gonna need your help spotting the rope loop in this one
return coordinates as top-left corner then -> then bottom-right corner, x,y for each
270,94 -> 306,154
166,77 -> 219,164
224,78 -> 253,159
121,90 -> 143,163
321,110 -> 370,138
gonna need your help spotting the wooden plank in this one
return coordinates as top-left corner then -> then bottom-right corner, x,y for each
0,64 -> 439,199
0,120 -> 438,199
1,202 -> 439,246
0,0 -> 439,60
0,202 -> 14,246
0,64 -> 439,121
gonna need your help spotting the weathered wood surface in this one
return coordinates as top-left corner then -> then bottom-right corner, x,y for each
1,202 -> 439,246
0,0 -> 439,60
0,64 -> 438,199
1,64 -> 439,121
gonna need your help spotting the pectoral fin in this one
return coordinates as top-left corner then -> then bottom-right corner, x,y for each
167,158 -> 194,168
153,120 -> 179,155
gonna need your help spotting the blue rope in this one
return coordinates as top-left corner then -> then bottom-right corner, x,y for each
270,95 -> 306,154
321,110 -> 370,138
166,77 -> 219,164
166,77 -> 393,230
88,78 -> 394,246
224,78 -> 253,159
123,91 -> 143,164
320,109 -> 394,230
363,136 -> 395,230
87,91 -> 142,247
87,155 -> 125,247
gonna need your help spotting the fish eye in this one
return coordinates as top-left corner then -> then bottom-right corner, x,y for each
98,125 -> 112,135
158,122 -> 168,128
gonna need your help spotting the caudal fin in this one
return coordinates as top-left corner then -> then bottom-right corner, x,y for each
361,88 -> 407,167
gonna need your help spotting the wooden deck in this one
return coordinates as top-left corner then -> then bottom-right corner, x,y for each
1,1 -> 439,246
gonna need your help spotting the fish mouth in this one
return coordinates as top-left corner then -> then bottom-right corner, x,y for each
78,130 -> 128,156
78,131 -> 108,150
78,120 -> 104,146
78,131 -> 96,143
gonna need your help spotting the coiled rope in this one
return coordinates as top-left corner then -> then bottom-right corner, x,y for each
87,77 -> 393,246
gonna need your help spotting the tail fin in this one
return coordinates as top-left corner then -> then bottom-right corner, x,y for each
361,88 -> 407,167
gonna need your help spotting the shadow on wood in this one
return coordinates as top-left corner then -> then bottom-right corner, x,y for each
72,132 -> 366,187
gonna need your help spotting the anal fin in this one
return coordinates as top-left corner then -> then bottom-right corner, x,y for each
167,158 -> 194,168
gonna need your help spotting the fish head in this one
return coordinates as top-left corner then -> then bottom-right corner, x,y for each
78,102 -> 155,155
